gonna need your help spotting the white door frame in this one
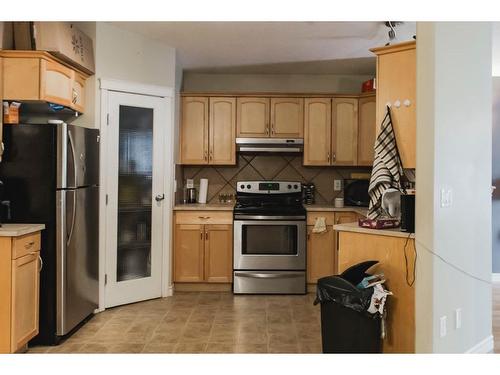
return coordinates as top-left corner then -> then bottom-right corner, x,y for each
98,79 -> 175,311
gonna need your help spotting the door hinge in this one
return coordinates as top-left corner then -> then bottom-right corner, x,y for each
105,194 -> 108,205
105,274 -> 108,285
106,113 -> 110,125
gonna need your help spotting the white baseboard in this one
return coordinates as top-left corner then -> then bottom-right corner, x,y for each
465,335 -> 494,353
167,285 -> 174,297
492,273 -> 500,283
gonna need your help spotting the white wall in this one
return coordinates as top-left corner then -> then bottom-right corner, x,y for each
416,22 -> 493,353
73,22 -> 177,128
182,73 -> 372,93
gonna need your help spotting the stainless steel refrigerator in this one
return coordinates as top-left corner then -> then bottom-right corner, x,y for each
0,122 -> 99,345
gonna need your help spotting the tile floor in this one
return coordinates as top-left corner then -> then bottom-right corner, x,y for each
28,292 -> 322,354
27,283 -> 500,354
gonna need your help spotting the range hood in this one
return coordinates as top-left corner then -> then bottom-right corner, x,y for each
18,102 -> 81,123
236,138 -> 303,153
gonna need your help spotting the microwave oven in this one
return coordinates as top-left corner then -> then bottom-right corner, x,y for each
343,179 -> 370,207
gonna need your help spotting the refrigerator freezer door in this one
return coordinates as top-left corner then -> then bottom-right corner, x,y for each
57,124 -> 100,189
56,186 -> 99,336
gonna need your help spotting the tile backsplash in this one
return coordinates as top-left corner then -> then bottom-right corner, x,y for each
177,155 -> 371,205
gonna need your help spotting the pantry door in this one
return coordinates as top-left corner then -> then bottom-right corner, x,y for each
104,90 -> 168,308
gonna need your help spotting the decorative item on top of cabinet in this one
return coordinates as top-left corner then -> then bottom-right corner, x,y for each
331,98 -> 359,166
174,212 -> 232,283
371,41 -> 416,168
0,50 -> 89,113
357,95 -> 377,166
180,96 -> 236,165
303,98 -> 332,166
0,231 -> 42,354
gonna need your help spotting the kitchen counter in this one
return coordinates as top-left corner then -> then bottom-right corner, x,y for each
0,224 -> 45,237
174,203 -> 235,211
304,205 -> 368,217
333,221 -> 414,239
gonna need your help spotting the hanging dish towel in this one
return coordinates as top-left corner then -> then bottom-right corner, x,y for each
312,217 -> 327,233
368,106 -> 404,219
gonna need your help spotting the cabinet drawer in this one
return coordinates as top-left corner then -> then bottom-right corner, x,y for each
12,233 -> 41,260
175,211 -> 233,225
307,212 -> 336,226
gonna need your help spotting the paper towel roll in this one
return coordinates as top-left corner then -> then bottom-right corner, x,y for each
198,178 -> 208,204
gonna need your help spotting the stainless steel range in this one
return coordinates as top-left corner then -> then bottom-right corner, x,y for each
233,181 -> 306,294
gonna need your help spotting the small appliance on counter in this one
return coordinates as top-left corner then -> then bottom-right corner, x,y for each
400,191 -> 415,233
184,178 -> 197,204
302,183 -> 315,204
344,179 -> 370,207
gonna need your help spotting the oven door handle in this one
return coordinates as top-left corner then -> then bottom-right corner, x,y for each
234,272 -> 304,279
233,215 -> 306,220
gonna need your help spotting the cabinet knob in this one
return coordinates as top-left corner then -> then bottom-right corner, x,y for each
403,99 -> 411,107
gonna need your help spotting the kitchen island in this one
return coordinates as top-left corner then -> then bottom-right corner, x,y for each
333,222 -> 416,353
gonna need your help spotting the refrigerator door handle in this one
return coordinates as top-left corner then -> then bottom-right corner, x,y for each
56,190 -> 67,335
67,190 -> 77,246
68,129 -> 78,188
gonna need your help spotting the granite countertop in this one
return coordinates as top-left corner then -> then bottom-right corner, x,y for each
304,204 -> 368,217
333,221 -> 414,239
0,224 -> 45,237
174,203 -> 235,211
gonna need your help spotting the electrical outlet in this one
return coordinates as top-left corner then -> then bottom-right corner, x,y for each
440,188 -> 453,208
440,316 -> 447,337
455,308 -> 462,329
334,179 -> 343,191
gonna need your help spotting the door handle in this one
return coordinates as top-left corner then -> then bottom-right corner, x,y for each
155,194 -> 165,202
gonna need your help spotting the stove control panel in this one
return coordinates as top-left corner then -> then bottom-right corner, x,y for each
237,181 -> 302,194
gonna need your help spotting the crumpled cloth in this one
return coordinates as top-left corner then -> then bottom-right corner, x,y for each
312,217 -> 327,233
367,283 -> 393,314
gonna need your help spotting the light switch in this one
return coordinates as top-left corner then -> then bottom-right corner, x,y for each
334,180 -> 343,191
440,188 -> 453,208
440,316 -> 447,337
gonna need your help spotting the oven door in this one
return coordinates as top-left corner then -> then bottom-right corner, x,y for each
233,218 -> 306,270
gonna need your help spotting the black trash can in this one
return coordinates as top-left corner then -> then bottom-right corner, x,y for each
314,260 -> 382,353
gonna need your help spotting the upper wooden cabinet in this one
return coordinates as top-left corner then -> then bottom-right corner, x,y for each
371,41 -> 416,168
180,96 -> 236,165
180,97 -> 209,164
332,98 -> 359,166
304,96 -> 374,167
209,97 -> 236,165
270,98 -> 304,138
303,98 -> 332,166
236,97 -> 270,137
357,95 -> 377,166
0,51 -> 89,113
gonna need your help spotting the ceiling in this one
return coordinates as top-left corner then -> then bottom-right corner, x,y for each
114,21 -> 417,74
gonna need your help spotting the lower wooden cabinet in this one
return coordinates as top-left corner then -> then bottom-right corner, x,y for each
306,211 -> 359,283
307,226 -> 335,283
173,212 -> 232,283
0,231 -> 42,354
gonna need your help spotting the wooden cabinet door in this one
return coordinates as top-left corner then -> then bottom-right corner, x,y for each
270,98 -> 304,138
357,95 -> 376,166
11,252 -> 40,352
180,97 -> 209,164
204,224 -> 233,283
71,73 -> 86,113
2,57 -> 40,100
303,98 -> 332,166
174,224 -> 205,282
40,59 -> 73,107
375,44 -> 416,168
332,98 -> 358,166
209,97 -> 236,165
236,97 -> 270,138
307,226 -> 335,283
